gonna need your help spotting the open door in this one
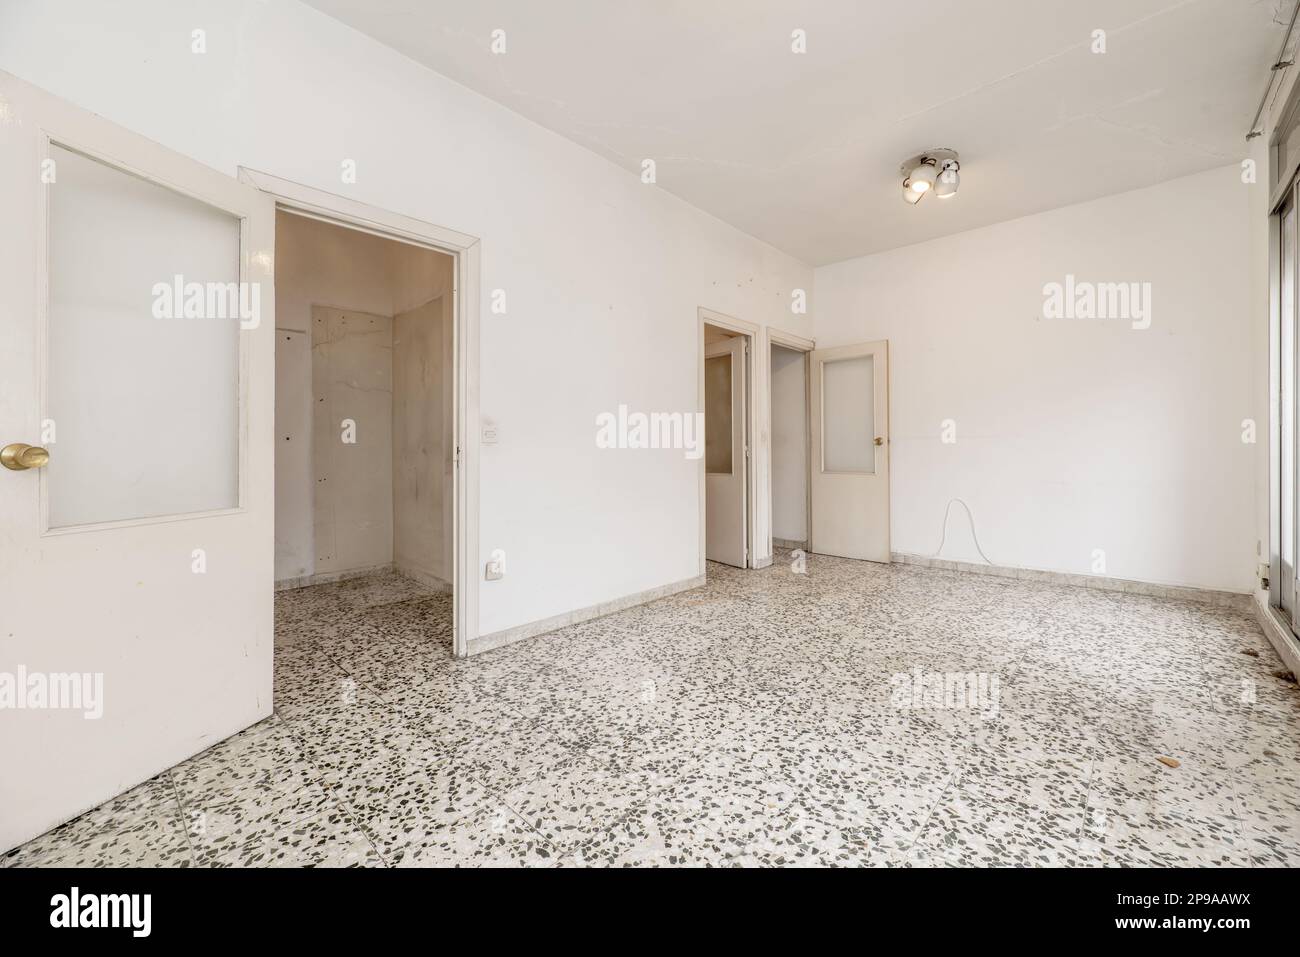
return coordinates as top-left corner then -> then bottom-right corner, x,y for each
0,72 -> 275,852
809,340 -> 890,562
705,335 -> 748,567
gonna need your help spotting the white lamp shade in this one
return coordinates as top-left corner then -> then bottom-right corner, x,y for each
935,164 -> 959,198
909,162 -> 936,193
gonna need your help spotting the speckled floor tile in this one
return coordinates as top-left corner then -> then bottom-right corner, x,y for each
387,802 -> 560,867
196,813 -> 382,868
725,803 -> 899,867
1076,755 -> 1253,867
6,560 -> 1299,867
4,812 -> 194,868
907,793 -> 1084,867
324,754 -> 491,858
444,717 -> 577,793
565,801 -> 745,867
171,717 -> 321,812
501,755 -> 662,853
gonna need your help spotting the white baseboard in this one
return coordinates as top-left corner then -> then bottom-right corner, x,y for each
274,562 -> 394,592
468,574 -> 706,656
393,564 -> 453,593
1254,592 -> 1300,678
891,552 -> 1252,612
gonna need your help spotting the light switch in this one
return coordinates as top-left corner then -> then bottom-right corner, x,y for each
481,417 -> 499,445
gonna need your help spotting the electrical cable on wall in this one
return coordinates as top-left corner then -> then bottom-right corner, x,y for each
929,498 -> 995,565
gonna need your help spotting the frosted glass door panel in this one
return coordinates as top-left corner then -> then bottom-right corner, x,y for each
821,355 -> 875,473
46,145 -> 242,528
705,353 -> 734,474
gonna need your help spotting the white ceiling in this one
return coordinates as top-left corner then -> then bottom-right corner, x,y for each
304,0 -> 1291,265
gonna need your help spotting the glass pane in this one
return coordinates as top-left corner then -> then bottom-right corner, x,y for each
705,354 -> 733,474
47,145 -> 241,528
822,355 -> 875,473
1284,202 -> 1297,613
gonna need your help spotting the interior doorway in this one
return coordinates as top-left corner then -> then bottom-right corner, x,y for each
769,331 -> 813,554
700,311 -> 756,570
272,211 -> 456,639
243,166 -> 482,659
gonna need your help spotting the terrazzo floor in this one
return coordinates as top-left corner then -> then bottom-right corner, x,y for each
5,550 -> 1300,867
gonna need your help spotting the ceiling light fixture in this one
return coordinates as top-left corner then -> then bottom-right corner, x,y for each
900,149 -> 960,205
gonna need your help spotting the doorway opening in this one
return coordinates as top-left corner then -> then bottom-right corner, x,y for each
244,166 -> 483,657
700,311 -> 756,570
272,209 -> 457,651
769,334 -> 812,555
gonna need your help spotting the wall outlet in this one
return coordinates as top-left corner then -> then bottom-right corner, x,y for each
481,417 -> 499,445
485,548 -> 506,581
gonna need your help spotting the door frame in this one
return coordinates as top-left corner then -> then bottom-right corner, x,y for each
238,168 -> 480,658
767,327 -> 815,557
698,307 -> 759,573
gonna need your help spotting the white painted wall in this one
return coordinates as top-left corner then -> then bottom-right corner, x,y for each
391,242 -> 455,587
312,306 -> 394,576
274,327 -> 313,577
393,295 -> 453,586
0,0 -> 813,637
275,212 -> 397,336
274,212 -> 453,582
275,213 -> 399,580
814,165 -> 1255,592
770,344 -> 807,544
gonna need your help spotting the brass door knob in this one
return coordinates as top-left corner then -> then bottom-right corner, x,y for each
873,436 -> 884,446
1,443 -> 50,471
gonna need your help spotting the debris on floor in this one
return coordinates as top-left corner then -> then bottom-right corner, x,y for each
1273,669 -> 1298,684
1156,756 -> 1181,769
1240,648 -> 1260,657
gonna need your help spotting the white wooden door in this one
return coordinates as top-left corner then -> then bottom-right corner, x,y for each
809,340 -> 890,562
705,336 -> 747,567
0,72 -> 275,852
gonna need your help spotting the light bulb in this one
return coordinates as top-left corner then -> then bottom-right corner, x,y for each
909,161 -> 937,193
